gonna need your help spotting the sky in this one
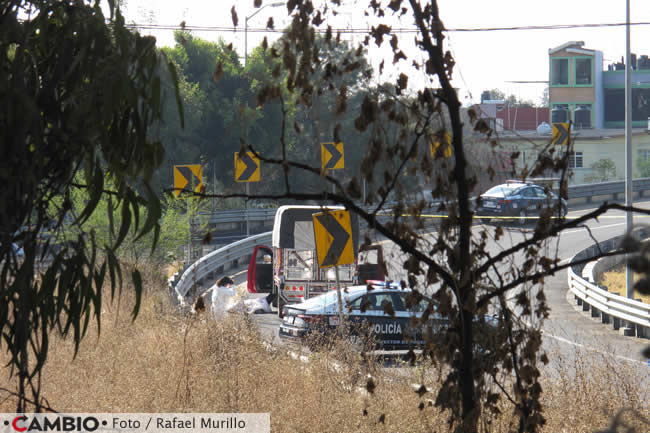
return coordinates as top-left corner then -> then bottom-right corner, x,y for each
120,0 -> 650,106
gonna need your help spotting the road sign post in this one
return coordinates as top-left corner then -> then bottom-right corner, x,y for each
234,152 -> 261,182
313,210 -> 355,268
313,209 -> 354,323
551,122 -> 570,145
174,164 -> 203,197
246,182 -> 250,236
552,124 -> 571,181
321,142 -> 344,171
334,263 -> 343,323
235,152 -> 261,236
189,213 -> 202,263
174,164 -> 203,265
321,142 -> 344,194
430,132 -> 452,158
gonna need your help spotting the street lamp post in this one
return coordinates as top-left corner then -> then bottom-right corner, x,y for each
245,2 -> 284,67
243,2 -> 283,237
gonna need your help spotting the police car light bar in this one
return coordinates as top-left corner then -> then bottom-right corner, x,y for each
366,280 -> 402,289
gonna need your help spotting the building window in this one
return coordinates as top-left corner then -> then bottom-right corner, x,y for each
568,152 -> 583,169
551,58 -> 569,85
575,58 -> 592,85
605,88 -> 650,123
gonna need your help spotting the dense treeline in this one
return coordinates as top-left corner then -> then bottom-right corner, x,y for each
150,31 -> 421,205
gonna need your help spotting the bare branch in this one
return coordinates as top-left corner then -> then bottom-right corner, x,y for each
371,114 -> 432,215
477,248 -> 625,310
582,223 -> 604,256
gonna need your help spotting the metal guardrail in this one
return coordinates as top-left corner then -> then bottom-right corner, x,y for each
173,231 -> 272,303
202,208 -> 278,225
567,229 -> 650,338
202,205 -> 397,228
568,177 -> 650,202
201,204 -> 400,243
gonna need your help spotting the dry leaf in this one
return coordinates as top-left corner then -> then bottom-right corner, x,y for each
231,6 -> 238,27
213,62 -> 223,83
312,11 -> 323,26
366,377 -> 376,393
370,24 -> 391,46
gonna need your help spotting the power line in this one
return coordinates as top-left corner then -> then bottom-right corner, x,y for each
125,21 -> 650,34
445,32 -> 475,102
448,21 -> 650,32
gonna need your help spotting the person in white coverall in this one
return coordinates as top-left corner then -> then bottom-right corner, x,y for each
211,276 -> 236,319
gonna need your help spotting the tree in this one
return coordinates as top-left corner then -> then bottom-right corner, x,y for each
587,158 -> 616,182
153,31 -> 292,199
48,178 -> 198,265
153,32 -> 245,195
540,86 -> 550,107
481,88 -> 534,107
0,1 -> 180,411
155,29 -> 380,200
279,34 -> 375,194
214,2 -> 650,432
637,157 -> 650,178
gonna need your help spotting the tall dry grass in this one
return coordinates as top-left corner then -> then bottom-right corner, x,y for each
539,341 -> 649,432
1,263 -> 648,432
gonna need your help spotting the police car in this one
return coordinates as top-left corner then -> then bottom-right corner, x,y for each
278,282 -> 446,349
475,180 -> 567,225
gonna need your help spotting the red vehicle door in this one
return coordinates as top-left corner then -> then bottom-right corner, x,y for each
247,245 -> 274,293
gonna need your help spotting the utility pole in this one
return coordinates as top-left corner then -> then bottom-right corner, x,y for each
245,2 -> 284,66
243,2 -> 283,237
625,0 -> 634,300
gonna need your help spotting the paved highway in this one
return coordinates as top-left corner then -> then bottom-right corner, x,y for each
490,203 -> 649,365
